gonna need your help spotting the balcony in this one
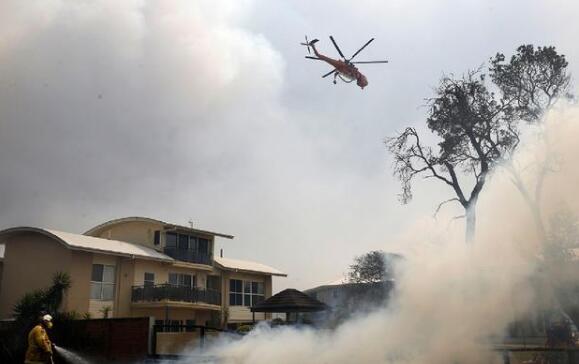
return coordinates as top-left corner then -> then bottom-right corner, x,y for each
163,247 -> 212,266
132,284 -> 221,306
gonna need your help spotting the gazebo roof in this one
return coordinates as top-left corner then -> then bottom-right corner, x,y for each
250,288 -> 329,313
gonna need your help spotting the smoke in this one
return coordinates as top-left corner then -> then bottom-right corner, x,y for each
173,104 -> 579,363
0,0 -> 410,289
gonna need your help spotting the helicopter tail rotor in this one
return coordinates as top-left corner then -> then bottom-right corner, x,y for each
300,35 -> 319,54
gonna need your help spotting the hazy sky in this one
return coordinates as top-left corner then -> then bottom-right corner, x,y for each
1,0 -> 578,290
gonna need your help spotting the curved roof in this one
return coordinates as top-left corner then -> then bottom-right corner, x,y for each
251,289 -> 328,313
214,256 -> 287,277
84,216 -> 234,239
0,227 -> 174,262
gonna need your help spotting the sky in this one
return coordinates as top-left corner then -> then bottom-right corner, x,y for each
1,0 -> 579,291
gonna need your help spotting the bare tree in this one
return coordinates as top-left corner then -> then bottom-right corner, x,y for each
387,71 -> 519,242
387,45 -> 570,243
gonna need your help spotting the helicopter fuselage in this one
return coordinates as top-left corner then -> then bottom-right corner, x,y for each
311,44 -> 367,88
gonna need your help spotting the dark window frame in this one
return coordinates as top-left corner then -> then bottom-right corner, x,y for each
168,273 -> 195,288
229,279 -> 243,306
144,272 -> 155,287
166,232 -> 178,248
90,264 -> 115,301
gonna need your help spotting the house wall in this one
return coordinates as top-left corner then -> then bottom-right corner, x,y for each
0,233 -> 73,318
88,221 -> 163,250
222,271 -> 272,323
130,306 -> 212,324
116,258 -> 135,317
66,250 -> 92,314
87,221 -> 217,260
133,260 -> 215,289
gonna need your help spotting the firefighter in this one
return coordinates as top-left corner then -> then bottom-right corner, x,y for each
24,314 -> 54,364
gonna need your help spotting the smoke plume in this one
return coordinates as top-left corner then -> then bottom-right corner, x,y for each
185,105 -> 579,363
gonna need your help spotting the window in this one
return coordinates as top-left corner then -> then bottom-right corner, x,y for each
155,319 -> 182,332
90,264 -> 115,300
154,231 -> 161,245
144,272 -> 155,287
166,233 -> 209,252
178,234 -> 189,249
189,236 -> 198,252
244,281 -> 265,307
229,279 -> 243,306
229,280 -> 264,306
198,238 -> 209,254
169,273 -> 194,287
155,319 -> 165,333
207,275 -> 220,291
168,320 -> 182,332
166,232 -> 177,248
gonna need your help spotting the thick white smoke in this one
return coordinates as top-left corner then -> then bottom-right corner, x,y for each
180,105 -> 579,363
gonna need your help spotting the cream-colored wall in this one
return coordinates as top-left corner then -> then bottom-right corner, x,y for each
89,300 -> 114,318
89,221 -> 163,250
65,250 -> 92,314
116,258 -> 135,317
133,260 -> 210,288
221,271 -> 272,323
130,307 -> 211,324
0,234 -> 73,318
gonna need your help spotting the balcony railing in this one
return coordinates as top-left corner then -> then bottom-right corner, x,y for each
163,247 -> 212,265
132,284 -> 221,306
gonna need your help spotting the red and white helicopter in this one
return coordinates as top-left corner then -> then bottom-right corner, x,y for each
301,35 -> 388,89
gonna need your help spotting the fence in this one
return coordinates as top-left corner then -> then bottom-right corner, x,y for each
0,317 -> 152,363
54,317 -> 152,361
502,348 -> 579,364
151,323 -> 237,357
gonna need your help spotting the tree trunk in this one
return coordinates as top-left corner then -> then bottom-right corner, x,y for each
465,204 -> 476,243
529,201 -> 547,245
509,169 -> 548,246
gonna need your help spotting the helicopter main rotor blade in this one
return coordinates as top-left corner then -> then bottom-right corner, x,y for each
351,60 -> 389,64
305,56 -> 323,60
329,36 -> 345,59
322,69 -> 337,78
349,38 -> 374,61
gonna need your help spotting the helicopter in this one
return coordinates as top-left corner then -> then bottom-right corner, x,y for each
301,35 -> 388,89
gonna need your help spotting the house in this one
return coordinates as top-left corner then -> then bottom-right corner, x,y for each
305,278 -> 394,312
0,217 -> 286,330
305,252 -> 402,320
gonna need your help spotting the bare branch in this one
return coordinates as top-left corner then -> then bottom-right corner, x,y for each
433,198 -> 460,219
